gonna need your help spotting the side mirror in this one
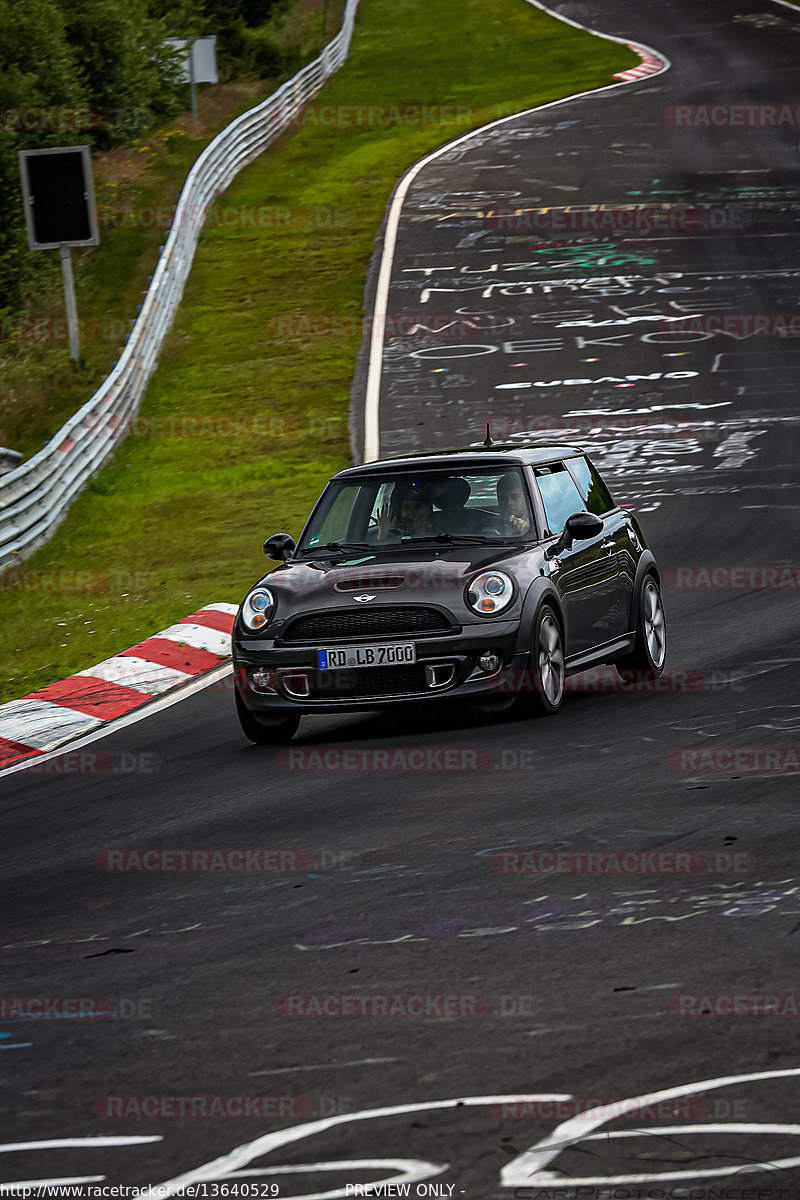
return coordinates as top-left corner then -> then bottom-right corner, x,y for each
544,511 -> 604,559
264,533 -> 296,561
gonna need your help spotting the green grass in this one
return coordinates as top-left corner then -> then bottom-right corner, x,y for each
0,0 -> 636,704
0,0 -> 345,460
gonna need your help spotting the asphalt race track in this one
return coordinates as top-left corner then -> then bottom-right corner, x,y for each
2,0 -> 800,1192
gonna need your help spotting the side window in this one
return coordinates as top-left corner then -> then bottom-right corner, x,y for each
534,463 -> 586,535
567,455 -> 615,516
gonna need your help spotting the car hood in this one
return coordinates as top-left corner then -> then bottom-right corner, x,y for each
240,544 -> 531,627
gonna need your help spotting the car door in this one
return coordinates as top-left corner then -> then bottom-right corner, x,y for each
531,460 -> 621,656
565,453 -> 634,633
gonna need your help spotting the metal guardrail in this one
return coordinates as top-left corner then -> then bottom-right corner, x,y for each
0,0 -> 359,570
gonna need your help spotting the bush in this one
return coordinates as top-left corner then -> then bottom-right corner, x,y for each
229,21 -> 284,76
59,0 -> 187,144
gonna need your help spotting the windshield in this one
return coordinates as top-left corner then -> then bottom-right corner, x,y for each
296,467 -> 535,554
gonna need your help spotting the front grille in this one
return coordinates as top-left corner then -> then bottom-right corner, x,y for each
282,606 -> 452,644
310,664 -> 430,699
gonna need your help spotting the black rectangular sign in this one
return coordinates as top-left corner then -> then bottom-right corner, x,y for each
18,146 -> 100,250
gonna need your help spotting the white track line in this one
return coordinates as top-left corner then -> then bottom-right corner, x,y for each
362,1 -> 671,463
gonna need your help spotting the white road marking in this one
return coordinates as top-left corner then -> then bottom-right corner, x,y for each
0,1178 -> 105,1189
225,1158 -> 446,1197
361,3 -> 670,462
251,1058 -> 400,1075
144,1095 -> 572,1195
0,1136 -> 162,1152
501,1067 -> 800,1185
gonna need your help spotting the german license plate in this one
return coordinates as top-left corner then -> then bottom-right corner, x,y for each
317,643 -> 416,670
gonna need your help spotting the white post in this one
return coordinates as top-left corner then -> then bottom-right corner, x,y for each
59,244 -> 80,363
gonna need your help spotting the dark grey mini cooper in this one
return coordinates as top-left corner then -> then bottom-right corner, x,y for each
233,442 -> 667,743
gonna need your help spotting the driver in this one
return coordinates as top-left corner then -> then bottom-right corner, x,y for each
376,481 -> 440,541
496,474 -> 531,535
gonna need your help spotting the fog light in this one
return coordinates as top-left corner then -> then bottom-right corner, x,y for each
250,668 -> 278,693
479,651 -> 501,673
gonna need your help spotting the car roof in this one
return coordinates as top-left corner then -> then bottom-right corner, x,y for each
334,442 -> 586,479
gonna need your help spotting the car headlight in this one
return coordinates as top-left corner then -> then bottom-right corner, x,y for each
241,587 -> 275,631
467,571 -> 514,616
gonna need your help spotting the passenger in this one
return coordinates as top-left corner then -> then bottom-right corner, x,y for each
376,482 -> 439,541
496,474 -> 531,535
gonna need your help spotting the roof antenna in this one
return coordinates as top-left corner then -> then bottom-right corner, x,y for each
483,422 -> 494,448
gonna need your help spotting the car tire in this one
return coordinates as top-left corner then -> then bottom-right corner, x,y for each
616,573 -> 667,679
235,691 -> 300,744
519,604 -> 565,717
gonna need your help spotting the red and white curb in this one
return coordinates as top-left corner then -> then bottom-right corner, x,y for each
614,46 -> 665,82
0,602 -> 237,769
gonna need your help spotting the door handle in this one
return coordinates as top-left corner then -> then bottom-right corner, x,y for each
601,539 -> 615,555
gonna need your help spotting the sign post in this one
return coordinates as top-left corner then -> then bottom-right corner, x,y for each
59,245 -> 81,363
164,36 -> 218,121
18,146 -> 100,364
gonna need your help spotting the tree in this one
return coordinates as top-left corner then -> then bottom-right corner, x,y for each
58,0 -> 186,142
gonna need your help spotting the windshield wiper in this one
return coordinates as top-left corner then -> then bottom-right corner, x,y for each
300,541 -> 375,555
397,533 -> 512,546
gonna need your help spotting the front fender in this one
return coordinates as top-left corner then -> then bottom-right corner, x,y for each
514,577 -> 565,660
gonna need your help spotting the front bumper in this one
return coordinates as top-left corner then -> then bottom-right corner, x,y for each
233,620 -> 528,714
